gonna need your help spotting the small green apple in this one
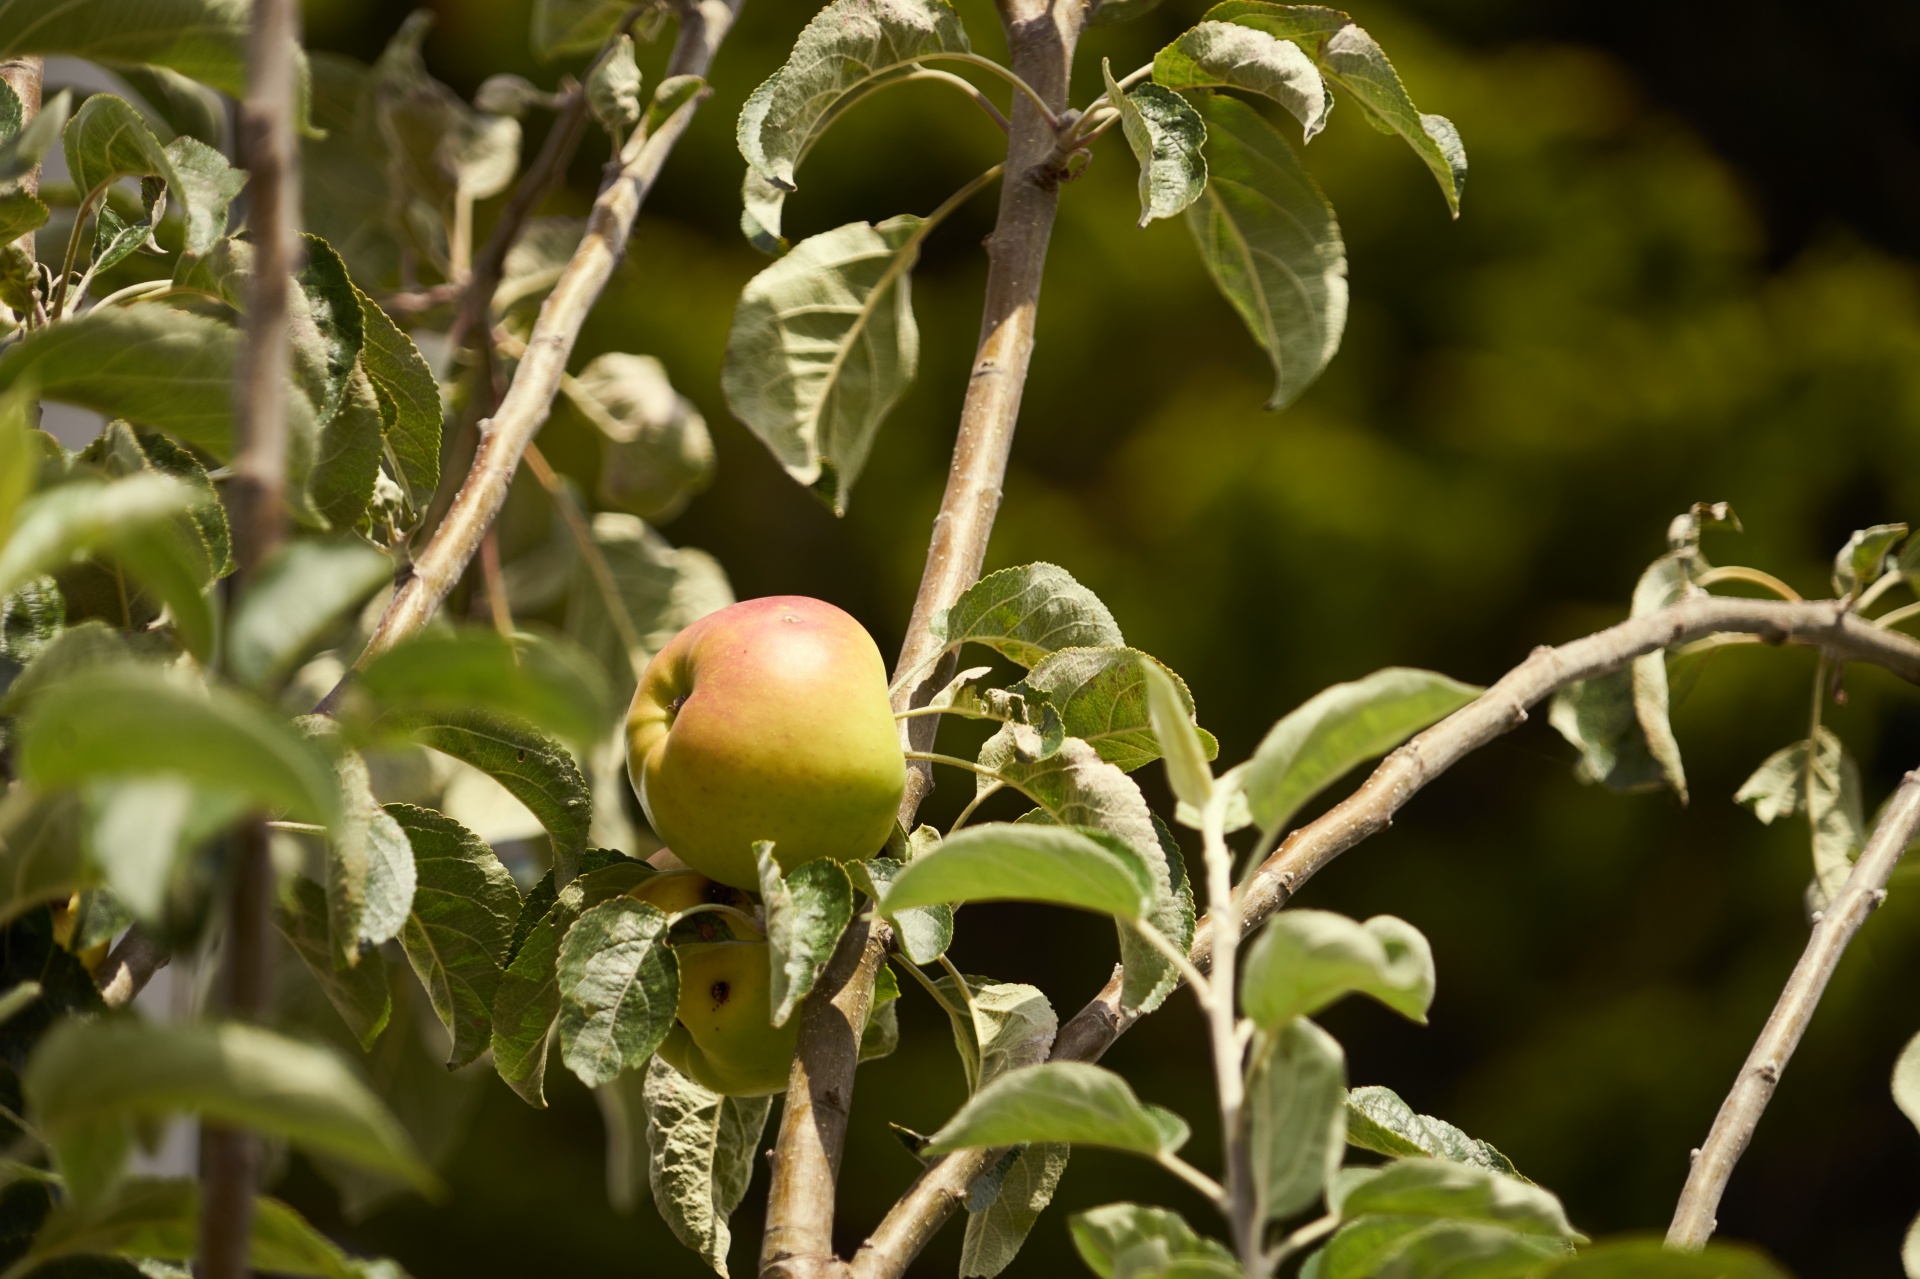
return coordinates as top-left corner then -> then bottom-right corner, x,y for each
626,596 -> 905,890
658,940 -> 796,1096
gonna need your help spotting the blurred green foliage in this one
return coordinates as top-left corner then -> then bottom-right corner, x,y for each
284,0 -> 1920,1275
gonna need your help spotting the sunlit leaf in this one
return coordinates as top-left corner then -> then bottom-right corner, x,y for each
407,710 -> 592,884
935,564 -> 1125,668
923,1062 -> 1190,1158
1184,92 -> 1347,411
1242,909 -> 1434,1028
165,135 -> 246,256
0,88 -> 70,184
642,1055 -> 771,1277
1534,1239 -> 1793,1278
61,94 -> 178,207
358,629 -> 611,751
1735,728 -> 1864,910
85,776 -> 245,923
1834,523 -> 1907,599
880,822 -> 1154,920
565,353 -> 715,525
1106,59 -> 1207,226
530,0 -> 631,58
1142,660 -> 1213,811
1248,1018 -> 1346,1224
0,473 -> 199,602
586,33 -> 643,138
1014,647 -> 1217,772
723,216 -> 924,514
961,1141 -> 1070,1279
228,540 -> 391,692
1345,1085 -> 1522,1178
1154,20 -> 1330,138
557,897 -> 678,1088
755,843 -> 855,1027
850,857 -> 952,965
1069,1203 -> 1236,1279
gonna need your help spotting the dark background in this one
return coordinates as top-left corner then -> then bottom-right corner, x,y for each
276,0 -> 1920,1274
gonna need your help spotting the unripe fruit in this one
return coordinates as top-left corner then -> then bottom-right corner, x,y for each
658,941 -> 796,1096
626,596 -> 905,890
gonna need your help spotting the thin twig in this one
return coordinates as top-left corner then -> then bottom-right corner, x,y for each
200,0 -> 299,1274
96,928 -> 168,1009
478,528 -> 513,639
316,1 -> 742,709
904,65 -> 1010,133
770,4 -> 1089,1274
1156,1152 -> 1228,1207
1195,792 -> 1256,1275
1696,565 -> 1802,602
1667,767 -> 1920,1247
849,594 -> 1920,1279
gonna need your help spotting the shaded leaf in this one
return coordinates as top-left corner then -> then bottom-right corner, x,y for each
1340,1158 -> 1574,1235
1834,523 -> 1907,599
531,0 -> 633,58
408,710 -> 591,884
755,844 -> 855,1027
1244,665 -> 1478,838
1069,1202 -> 1236,1279
933,563 -> 1124,668
930,974 -> 1055,1096
1248,1018 -> 1346,1224
0,0 -> 302,110
1184,92 -> 1347,411
84,777 -> 245,923
1535,1239 -> 1793,1279
276,875 -> 393,1051
0,474 -> 201,602
164,135 -> 246,256
61,95 -> 178,207
923,1062 -> 1189,1158
566,353 -> 715,525
0,789 -> 88,930
1106,60 -> 1207,226
0,89 -> 69,184
229,540 -> 390,692
1153,21 -> 1330,138
556,898 -> 678,1088
1735,728 -> 1864,910
850,857 -> 951,965
558,513 -> 734,693
594,1068 -> 653,1215
1242,909 -> 1434,1028
359,629 -> 611,751
355,284 -> 441,510
961,1141 -> 1069,1279
722,216 -> 923,514
642,1055 -> 772,1277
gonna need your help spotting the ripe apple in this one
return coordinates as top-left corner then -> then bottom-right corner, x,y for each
658,940 -> 796,1096
626,596 -> 905,890
629,851 -> 763,942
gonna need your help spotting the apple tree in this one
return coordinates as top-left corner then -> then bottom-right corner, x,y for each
0,2 -> 1915,1278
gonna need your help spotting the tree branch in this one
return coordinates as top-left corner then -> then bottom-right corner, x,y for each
1666,767 -> 1920,1248
201,0 -> 300,1272
96,927 -> 168,1009
849,594 -> 1920,1278
761,4 -> 1084,1275
318,0 -> 742,701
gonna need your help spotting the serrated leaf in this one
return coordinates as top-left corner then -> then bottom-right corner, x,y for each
881,822 -> 1154,920
934,564 -> 1125,667
587,34 -> 643,137
355,284 -> 440,510
408,710 -> 592,884
566,353 -> 715,525
276,875 -> 392,1052
1014,647 -> 1217,772
1069,1203 -> 1237,1279
756,843 -> 855,1027
0,88 -> 69,184
1244,666 -> 1479,838
557,898 -> 678,1088
736,0 -> 970,248
0,189 -> 45,244
62,94 -> 179,208
723,216 -> 923,514
923,1062 -> 1189,1158
123,427 -> 231,581
1344,1085 -> 1522,1178
961,1141 -> 1069,1279
19,1177 -> 383,1279
359,629 -> 611,750
164,135 -> 246,256
229,540 -> 391,692
1154,21 -> 1330,138
1242,909 -> 1434,1028
24,1018 -> 432,1208
1203,2 -> 1465,214
851,857 -> 951,964
1735,728 -> 1864,910
531,0 -> 632,57
1249,1018 -> 1347,1224
1106,60 -> 1207,226
17,664 -> 341,828
1142,660 -> 1213,810
1185,91 -> 1347,411
930,974 -> 1055,1096
389,805 -> 519,1069
642,1055 -> 772,1278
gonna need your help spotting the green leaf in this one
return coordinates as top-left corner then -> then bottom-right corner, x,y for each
565,353 -> 715,525
19,1178 -> 379,1279
642,1055 -> 772,1277
372,13 -> 520,211
850,857 -> 951,965
1248,1018 -> 1346,1224
1244,666 -> 1479,838
1106,60 -> 1207,227
17,664 -> 342,828
935,564 -> 1125,667
530,0 -> 631,57
556,898 -> 678,1088
408,710 -> 592,884
1142,660 -> 1213,811
1834,523 -> 1907,598
722,216 -> 924,514
98,514 -> 219,663
61,94 -> 178,207
228,540 -> 391,692
162,135 -> 245,256
1069,1203 -> 1237,1279
0,307 -> 263,463
880,822 -> 1154,920
0,788 -> 87,929
84,777 -> 245,923
1243,910 -> 1434,1028
389,805 -> 520,1069
586,34 -> 643,138
1317,1219 -> 1564,1279
120,427 -> 231,581
0,580 -> 64,681
0,0 -> 303,112
119,64 -> 226,147
0,473 -> 200,602
1014,647 -> 1218,772
276,875 -> 393,1051
0,191 -> 46,244
1344,1085 -> 1522,1178
325,747 -> 414,964
556,513 -> 734,692
1340,1159 -> 1575,1236
87,203 -> 157,278
1202,2 -> 1466,214
961,1141 -> 1070,1279
24,1018 -> 433,1208
1533,1240 -> 1791,1278
1153,21 -> 1330,138
354,284 -> 441,511
358,630 -> 610,752
1735,728 -> 1864,910
929,974 -> 1056,1095
0,89 -> 69,184
0,980 -> 40,1028
923,1062 -> 1189,1158
756,843 -> 855,1027
1184,92 -> 1347,411
736,0 -> 970,239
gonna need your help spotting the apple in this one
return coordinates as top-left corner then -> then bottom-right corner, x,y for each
629,850 -> 763,942
626,596 -> 905,890
658,940 -> 797,1096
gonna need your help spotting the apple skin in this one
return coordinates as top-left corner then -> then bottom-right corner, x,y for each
627,596 -> 905,890
658,941 -> 796,1096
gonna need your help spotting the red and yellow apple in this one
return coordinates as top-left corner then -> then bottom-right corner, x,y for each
626,596 -> 905,890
